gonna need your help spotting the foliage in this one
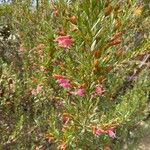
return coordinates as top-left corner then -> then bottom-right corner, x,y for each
0,0 -> 150,149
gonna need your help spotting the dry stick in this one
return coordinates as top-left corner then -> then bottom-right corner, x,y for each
139,54 -> 150,68
140,54 -> 150,121
112,53 -> 150,100
127,53 -> 150,81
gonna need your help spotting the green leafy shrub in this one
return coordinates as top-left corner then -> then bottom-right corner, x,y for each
0,0 -> 150,149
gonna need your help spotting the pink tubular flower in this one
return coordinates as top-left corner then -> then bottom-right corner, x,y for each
96,85 -> 103,95
70,88 -> 85,97
57,79 -> 72,89
107,129 -> 116,138
55,35 -> 73,48
60,82 -> 72,89
57,79 -> 68,84
92,127 -> 105,136
53,74 -> 72,89
75,88 -> 84,97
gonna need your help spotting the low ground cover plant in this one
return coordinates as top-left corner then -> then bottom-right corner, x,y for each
0,0 -> 150,149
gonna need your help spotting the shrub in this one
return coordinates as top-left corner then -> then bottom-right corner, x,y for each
0,0 -> 150,149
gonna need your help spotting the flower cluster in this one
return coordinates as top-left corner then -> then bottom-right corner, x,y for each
53,74 -> 104,98
92,127 -> 116,139
55,35 -> 73,48
70,88 -> 85,97
53,74 -> 72,89
53,74 -> 85,96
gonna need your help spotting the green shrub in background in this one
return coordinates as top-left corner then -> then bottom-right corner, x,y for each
0,0 -> 150,149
